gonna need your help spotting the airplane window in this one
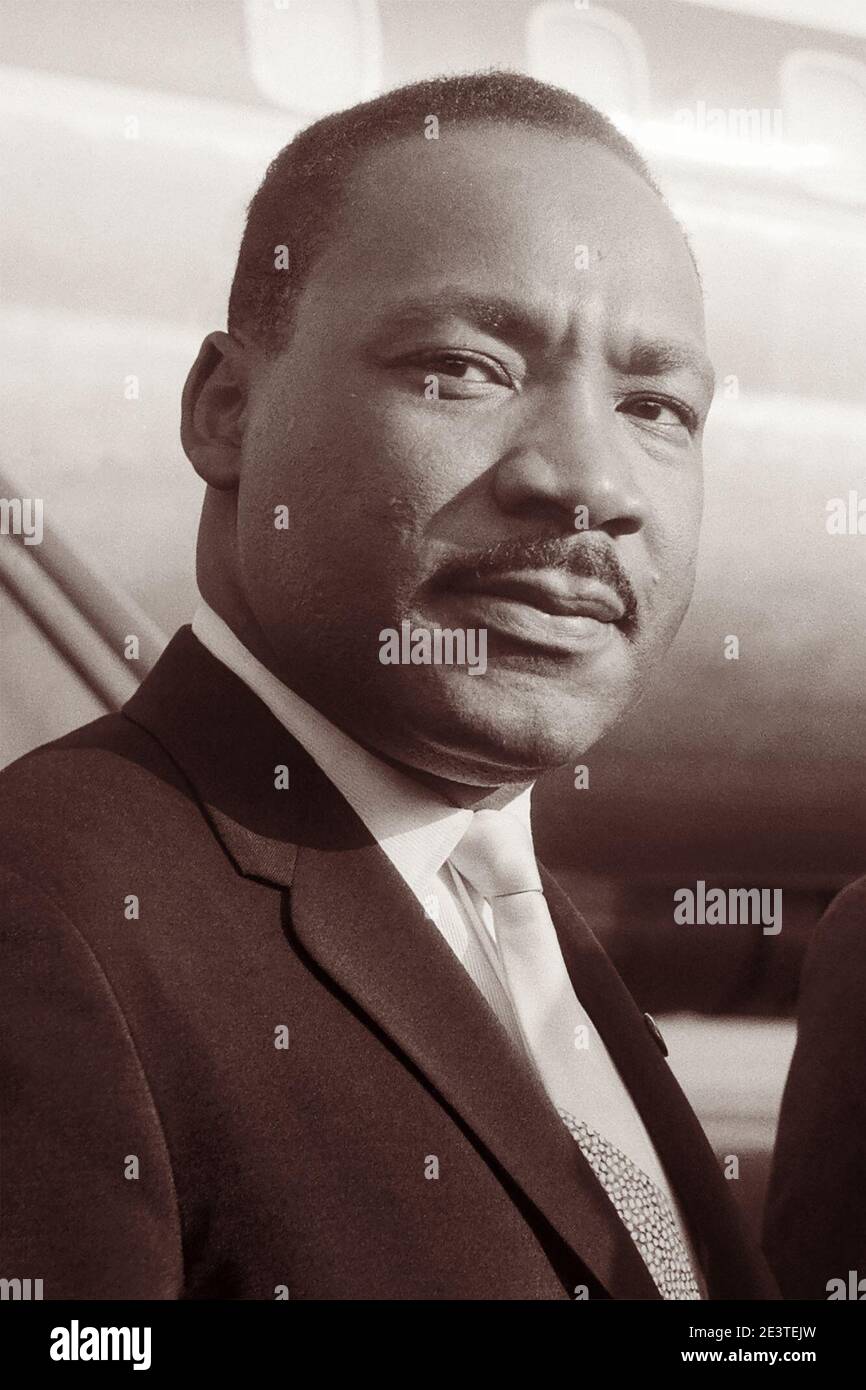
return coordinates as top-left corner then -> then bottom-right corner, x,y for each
526,1 -> 650,124
242,0 -> 383,114
781,49 -> 866,204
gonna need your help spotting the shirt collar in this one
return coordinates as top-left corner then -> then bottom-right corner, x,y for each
190,601 -> 534,903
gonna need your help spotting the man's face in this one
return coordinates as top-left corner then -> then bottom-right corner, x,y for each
235,125 -> 713,785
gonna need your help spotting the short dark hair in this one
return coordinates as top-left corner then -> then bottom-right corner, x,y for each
228,69 -> 667,351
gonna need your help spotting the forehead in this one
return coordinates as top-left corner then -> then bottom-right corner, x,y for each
295,124 -> 705,348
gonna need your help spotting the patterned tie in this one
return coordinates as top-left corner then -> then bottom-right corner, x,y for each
450,808 -> 701,1301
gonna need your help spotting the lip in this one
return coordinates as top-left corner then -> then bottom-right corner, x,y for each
447,570 -> 627,623
435,587 -> 622,656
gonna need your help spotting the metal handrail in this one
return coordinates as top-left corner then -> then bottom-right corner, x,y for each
0,467 -> 168,710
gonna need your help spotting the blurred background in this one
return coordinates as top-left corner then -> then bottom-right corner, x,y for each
1,0 -> 865,1236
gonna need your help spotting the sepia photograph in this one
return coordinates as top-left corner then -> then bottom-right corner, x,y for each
1,0 -> 865,1357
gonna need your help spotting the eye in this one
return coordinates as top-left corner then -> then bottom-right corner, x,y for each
619,395 -> 697,432
429,353 -> 502,383
400,349 -> 515,397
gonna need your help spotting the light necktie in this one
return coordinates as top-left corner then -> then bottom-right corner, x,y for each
450,808 -> 701,1301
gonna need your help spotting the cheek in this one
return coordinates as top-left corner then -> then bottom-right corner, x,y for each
639,477 -> 703,616
234,416 -> 448,624
651,463 -> 703,559
357,394 -> 483,494
313,397 -> 489,559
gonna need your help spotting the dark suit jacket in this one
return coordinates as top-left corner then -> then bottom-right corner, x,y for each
0,627 -> 778,1299
764,875 -> 866,1300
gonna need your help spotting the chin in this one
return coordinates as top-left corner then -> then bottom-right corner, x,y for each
395,664 -> 634,783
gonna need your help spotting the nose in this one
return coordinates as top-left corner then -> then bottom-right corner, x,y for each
491,380 -> 647,537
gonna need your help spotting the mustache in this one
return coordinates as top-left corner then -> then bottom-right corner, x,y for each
430,536 -> 639,624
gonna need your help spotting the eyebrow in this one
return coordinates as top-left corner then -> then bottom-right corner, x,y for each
624,338 -> 716,394
368,288 -> 715,392
367,290 -> 552,353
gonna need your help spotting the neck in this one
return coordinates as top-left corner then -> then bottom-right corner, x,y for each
198,587 -> 533,811
366,746 -> 532,809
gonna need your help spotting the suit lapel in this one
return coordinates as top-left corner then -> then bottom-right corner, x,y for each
289,835 -> 661,1300
542,868 -> 779,1300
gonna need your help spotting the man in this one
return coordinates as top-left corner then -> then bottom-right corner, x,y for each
0,71 -> 778,1300
764,877 -> 866,1300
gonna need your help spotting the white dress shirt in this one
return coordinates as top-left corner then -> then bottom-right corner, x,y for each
191,599 -> 704,1291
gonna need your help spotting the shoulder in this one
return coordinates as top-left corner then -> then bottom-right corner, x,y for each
806,875 -> 866,974
0,711 -> 200,894
790,874 -> 866,1035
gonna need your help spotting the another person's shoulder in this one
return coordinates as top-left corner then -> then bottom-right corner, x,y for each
809,874 -> 866,961
796,873 -> 866,1016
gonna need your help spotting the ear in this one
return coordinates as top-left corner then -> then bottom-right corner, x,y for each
181,331 -> 249,489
